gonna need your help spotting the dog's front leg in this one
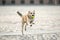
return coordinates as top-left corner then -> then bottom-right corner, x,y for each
22,22 -> 24,35
30,20 -> 34,27
30,19 -> 35,23
30,21 -> 32,27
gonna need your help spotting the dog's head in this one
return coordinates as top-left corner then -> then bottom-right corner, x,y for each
28,10 -> 35,18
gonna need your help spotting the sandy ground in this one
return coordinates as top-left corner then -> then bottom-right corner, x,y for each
0,5 -> 60,40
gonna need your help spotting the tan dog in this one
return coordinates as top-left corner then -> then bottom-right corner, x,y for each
17,10 -> 35,34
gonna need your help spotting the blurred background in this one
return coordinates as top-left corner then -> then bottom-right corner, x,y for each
0,0 -> 60,5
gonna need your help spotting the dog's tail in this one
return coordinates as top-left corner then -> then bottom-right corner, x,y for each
17,11 -> 22,17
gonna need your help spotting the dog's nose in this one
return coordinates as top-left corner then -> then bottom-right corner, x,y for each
32,15 -> 34,16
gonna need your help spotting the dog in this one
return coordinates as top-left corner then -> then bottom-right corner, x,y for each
17,10 -> 35,34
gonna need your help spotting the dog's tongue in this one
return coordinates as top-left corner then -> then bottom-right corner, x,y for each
32,16 -> 34,19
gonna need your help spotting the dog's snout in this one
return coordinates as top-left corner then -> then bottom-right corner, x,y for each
32,15 -> 34,16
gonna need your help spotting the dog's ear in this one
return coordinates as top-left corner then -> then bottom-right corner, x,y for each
28,11 -> 31,13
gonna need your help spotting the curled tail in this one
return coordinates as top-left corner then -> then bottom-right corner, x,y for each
17,11 -> 22,17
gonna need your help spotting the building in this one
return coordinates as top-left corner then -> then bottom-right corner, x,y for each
0,0 -> 60,5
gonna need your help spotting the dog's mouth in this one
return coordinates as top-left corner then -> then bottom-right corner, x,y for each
31,15 -> 34,19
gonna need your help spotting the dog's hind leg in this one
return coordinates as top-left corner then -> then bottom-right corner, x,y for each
25,23 -> 28,31
22,23 -> 24,35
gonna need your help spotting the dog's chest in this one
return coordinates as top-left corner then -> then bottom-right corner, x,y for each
22,16 -> 28,22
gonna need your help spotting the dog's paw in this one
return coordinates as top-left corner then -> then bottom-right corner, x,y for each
30,25 -> 32,27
